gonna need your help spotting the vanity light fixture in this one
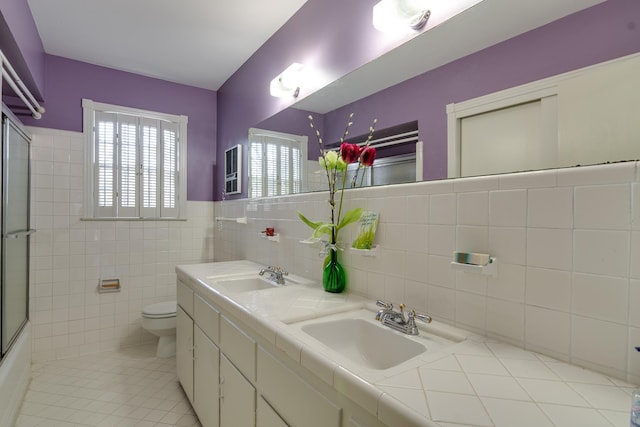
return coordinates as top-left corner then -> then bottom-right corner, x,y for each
270,63 -> 304,98
373,0 -> 430,33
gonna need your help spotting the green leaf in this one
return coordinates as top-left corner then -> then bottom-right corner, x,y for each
312,223 -> 335,238
336,207 -> 363,231
298,211 -> 323,230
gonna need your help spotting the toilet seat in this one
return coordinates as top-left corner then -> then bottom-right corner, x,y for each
142,301 -> 177,319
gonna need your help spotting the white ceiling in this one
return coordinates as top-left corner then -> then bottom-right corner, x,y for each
27,0 -> 308,90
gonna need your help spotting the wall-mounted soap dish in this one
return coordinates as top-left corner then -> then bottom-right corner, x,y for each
350,245 -> 379,257
450,252 -> 497,277
260,233 -> 280,242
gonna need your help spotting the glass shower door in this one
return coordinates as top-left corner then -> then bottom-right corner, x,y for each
1,112 -> 31,354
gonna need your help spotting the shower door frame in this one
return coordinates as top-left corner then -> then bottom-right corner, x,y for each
0,106 -> 31,359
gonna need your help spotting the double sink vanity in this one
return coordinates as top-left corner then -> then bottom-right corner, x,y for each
176,260 -> 633,427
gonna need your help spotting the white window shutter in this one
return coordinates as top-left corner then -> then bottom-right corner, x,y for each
280,143 -> 290,195
265,141 -> 278,197
140,117 -> 160,218
292,146 -> 301,194
117,115 -> 140,217
94,111 -> 117,217
249,140 -> 264,198
248,129 -> 307,198
160,121 -> 179,218
84,99 -> 187,220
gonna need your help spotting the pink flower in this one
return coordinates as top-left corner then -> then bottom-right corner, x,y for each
340,142 -> 360,164
360,146 -> 376,166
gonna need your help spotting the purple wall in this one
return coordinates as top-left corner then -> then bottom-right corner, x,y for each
216,0 -> 423,200
3,0 -> 639,202
1,3 -> 217,200
21,55 -> 217,201
217,0 -> 640,200
0,0 -> 45,96
256,107 -> 325,161
325,0 -> 640,181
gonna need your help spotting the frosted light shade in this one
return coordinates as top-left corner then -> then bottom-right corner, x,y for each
373,0 -> 429,33
270,63 -> 304,98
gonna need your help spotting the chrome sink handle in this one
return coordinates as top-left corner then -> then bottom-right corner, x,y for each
375,300 -> 394,321
413,312 -> 432,324
405,309 -> 433,335
375,299 -> 434,335
259,266 -> 288,285
376,299 -> 393,309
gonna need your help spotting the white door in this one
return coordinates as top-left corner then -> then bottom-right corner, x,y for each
194,326 -> 220,427
176,306 -> 194,403
220,355 -> 255,427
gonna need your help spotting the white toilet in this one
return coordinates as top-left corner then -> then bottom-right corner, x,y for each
142,301 -> 177,358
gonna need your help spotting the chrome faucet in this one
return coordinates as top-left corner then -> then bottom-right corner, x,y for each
258,266 -> 288,285
375,300 -> 432,335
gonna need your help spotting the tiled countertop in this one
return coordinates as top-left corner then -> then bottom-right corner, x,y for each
177,261 -> 634,427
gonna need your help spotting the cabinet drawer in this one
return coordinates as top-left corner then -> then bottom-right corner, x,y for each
258,346 -> 341,427
220,315 -> 256,381
194,294 -> 219,344
177,280 -> 194,316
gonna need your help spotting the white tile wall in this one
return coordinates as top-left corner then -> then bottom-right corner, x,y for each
214,160 -> 640,383
28,127 -> 215,362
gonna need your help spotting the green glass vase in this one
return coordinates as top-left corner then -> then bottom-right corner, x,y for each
323,249 -> 346,293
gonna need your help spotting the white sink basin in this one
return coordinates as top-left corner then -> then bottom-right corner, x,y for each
291,309 -> 464,370
216,276 -> 280,292
302,318 -> 426,370
214,272 -> 314,292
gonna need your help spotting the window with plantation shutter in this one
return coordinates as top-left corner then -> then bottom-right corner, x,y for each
248,128 -> 307,198
83,100 -> 187,219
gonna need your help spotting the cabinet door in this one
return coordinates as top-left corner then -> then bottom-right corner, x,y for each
257,347 -> 341,427
257,396 -> 288,427
176,306 -> 194,403
220,355 -> 255,427
194,326 -> 220,427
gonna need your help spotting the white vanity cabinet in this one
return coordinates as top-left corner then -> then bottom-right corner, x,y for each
177,280 -> 222,424
176,305 -> 194,404
257,346 -> 341,427
193,325 -> 220,427
176,280 -> 195,403
177,281 -> 257,427
220,354 -> 256,426
177,278 -> 387,427
257,397 -> 288,427
218,315 -> 257,426
193,293 -> 222,427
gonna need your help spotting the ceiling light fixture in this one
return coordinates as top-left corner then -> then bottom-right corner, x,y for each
373,0 -> 430,33
270,63 -> 304,98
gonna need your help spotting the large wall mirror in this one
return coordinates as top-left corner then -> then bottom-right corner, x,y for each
247,0 -> 638,198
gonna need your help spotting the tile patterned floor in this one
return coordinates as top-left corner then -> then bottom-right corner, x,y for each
15,344 -> 201,427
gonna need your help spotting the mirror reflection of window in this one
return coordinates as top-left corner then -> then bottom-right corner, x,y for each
224,144 -> 242,195
339,120 -> 420,188
248,129 -> 308,198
